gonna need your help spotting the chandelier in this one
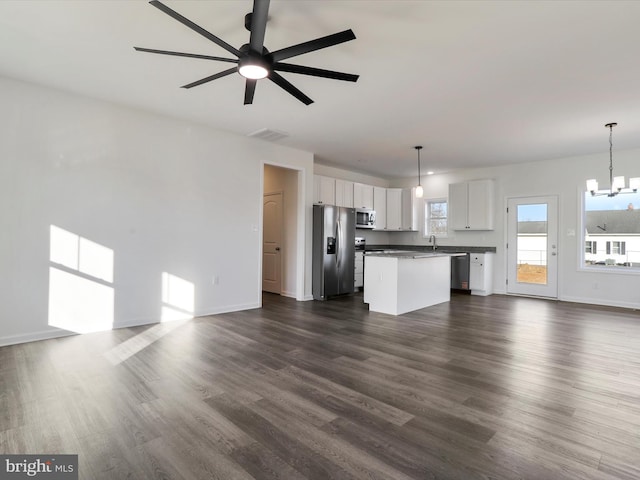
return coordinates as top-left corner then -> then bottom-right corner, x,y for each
586,123 -> 640,197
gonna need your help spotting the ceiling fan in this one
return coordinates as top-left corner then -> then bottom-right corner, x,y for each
134,0 -> 359,105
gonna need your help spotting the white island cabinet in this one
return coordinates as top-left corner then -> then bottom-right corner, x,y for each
364,252 -> 459,315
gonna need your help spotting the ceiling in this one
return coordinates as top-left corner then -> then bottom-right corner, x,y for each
2,0 -> 640,179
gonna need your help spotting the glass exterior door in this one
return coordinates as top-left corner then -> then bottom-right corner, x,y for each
507,196 -> 558,298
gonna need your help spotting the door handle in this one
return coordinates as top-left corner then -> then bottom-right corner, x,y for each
275,247 -> 280,251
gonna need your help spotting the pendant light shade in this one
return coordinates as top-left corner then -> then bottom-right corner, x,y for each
414,146 -> 423,198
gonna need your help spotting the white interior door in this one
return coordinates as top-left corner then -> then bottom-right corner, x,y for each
507,196 -> 558,298
262,192 -> 283,294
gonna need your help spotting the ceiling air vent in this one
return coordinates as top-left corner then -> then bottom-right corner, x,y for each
248,128 -> 289,142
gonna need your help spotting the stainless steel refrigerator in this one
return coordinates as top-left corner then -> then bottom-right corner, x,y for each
313,204 -> 356,300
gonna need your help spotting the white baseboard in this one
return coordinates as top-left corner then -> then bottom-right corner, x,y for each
281,290 -> 297,299
303,294 -> 314,301
0,302 -> 263,348
0,328 -> 76,347
196,302 -> 262,316
112,316 -> 162,329
559,295 -> 640,310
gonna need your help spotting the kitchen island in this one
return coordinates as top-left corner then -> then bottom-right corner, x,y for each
364,251 -> 464,315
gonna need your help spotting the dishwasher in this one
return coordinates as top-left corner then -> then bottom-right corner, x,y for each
450,253 -> 470,291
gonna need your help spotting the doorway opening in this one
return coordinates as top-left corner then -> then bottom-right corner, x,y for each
262,164 -> 302,299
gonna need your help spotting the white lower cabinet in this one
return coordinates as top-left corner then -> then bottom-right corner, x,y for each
354,251 -> 364,288
469,253 -> 493,296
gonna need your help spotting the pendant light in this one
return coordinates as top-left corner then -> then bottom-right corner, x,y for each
414,145 -> 423,198
586,123 -> 640,197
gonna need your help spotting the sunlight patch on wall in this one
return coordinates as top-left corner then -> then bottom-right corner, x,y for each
161,272 -> 194,322
48,225 -> 114,334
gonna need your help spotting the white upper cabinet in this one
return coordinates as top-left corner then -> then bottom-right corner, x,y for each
313,175 -> 336,205
373,186 -> 387,230
386,188 -> 402,230
401,187 -> 418,231
385,187 -> 417,231
353,183 -> 374,210
335,179 -> 354,208
449,179 -> 494,230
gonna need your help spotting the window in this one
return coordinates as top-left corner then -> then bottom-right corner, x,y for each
582,192 -> 640,269
424,199 -> 448,237
585,241 -> 597,254
606,241 -> 626,255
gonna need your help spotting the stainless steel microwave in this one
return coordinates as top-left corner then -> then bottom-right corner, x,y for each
355,208 -> 376,229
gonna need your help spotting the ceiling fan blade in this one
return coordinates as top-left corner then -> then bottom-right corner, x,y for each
134,47 -> 238,64
181,67 -> 237,89
244,79 -> 257,105
269,72 -> 313,105
149,0 -> 241,58
273,62 -> 359,82
270,29 -> 356,62
249,0 -> 270,53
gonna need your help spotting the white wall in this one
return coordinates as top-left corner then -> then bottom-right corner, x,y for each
388,152 -> 640,309
0,76 -> 314,346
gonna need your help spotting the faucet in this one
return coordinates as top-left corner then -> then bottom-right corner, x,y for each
429,235 -> 437,251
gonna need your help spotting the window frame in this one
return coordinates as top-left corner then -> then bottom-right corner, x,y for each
579,189 -> 640,274
423,197 -> 448,239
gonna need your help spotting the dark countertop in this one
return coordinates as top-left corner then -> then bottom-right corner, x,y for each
365,251 -> 467,259
365,244 -> 497,254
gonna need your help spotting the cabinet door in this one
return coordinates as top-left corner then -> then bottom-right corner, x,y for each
401,188 -> 417,231
467,180 -> 494,230
373,187 -> 387,230
449,182 -> 469,230
386,188 -> 402,230
469,254 -> 485,290
314,175 -> 335,205
335,179 -> 354,208
354,183 -> 374,209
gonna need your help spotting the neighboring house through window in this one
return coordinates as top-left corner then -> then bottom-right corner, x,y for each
582,192 -> 640,269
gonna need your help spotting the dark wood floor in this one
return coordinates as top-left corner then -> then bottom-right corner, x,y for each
2,293 -> 640,479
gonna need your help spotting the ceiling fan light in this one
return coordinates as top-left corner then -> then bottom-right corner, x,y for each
238,63 -> 269,80
629,177 -> 640,191
586,179 -> 598,193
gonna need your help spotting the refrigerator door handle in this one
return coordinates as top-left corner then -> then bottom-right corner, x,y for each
336,219 -> 341,269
